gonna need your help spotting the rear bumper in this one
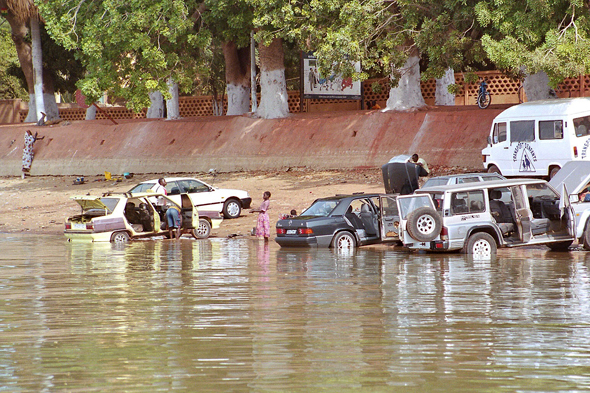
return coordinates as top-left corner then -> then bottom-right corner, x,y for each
275,236 -> 319,247
64,230 -> 113,242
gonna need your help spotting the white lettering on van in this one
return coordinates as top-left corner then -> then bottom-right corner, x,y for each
512,143 -> 537,172
582,139 -> 590,159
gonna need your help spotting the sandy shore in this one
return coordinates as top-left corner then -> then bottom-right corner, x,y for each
0,167 -> 412,239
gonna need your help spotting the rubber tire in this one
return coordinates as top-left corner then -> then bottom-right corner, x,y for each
487,165 -> 501,175
406,207 -> 442,242
583,222 -> 590,251
191,218 -> 211,239
332,231 -> 356,250
478,92 -> 491,109
463,232 -> 497,257
549,166 -> 560,180
547,240 -> 573,251
223,199 -> 241,219
111,231 -> 130,243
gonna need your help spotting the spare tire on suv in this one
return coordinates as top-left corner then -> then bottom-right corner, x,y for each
406,206 -> 442,242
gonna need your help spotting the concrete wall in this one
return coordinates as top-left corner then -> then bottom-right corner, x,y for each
0,106 -> 506,177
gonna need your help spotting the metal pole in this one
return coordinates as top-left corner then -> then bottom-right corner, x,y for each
250,31 -> 258,113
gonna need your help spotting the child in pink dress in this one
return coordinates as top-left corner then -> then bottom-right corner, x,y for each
251,191 -> 271,241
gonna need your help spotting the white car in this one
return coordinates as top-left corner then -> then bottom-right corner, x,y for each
422,173 -> 505,188
129,177 -> 251,219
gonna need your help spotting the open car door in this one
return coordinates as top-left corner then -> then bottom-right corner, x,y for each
559,184 -> 576,238
180,194 -> 197,230
511,185 -> 532,243
379,195 -> 400,242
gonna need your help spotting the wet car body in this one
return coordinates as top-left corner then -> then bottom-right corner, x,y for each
64,192 -> 222,242
397,178 -> 576,256
129,177 -> 251,219
549,161 -> 590,249
275,193 -> 400,249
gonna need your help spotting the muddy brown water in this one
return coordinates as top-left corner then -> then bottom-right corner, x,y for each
2,234 -> 590,391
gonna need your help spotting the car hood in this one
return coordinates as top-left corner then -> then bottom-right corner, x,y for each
71,196 -> 111,211
215,188 -> 250,197
549,161 -> 590,195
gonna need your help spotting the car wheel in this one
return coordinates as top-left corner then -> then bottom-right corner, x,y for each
406,207 -> 442,242
583,222 -> 590,251
223,199 -> 241,219
549,166 -> 560,180
547,240 -> 573,251
111,231 -> 130,243
463,232 -> 496,258
332,231 -> 356,250
487,165 -> 501,175
191,219 -> 212,239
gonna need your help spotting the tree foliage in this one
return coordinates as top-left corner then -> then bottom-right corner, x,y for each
476,0 -> 590,85
0,23 -> 28,99
40,0 -> 211,111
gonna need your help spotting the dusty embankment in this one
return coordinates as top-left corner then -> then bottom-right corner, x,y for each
0,105 -> 507,177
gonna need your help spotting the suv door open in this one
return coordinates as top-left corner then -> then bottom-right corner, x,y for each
379,195 -> 400,242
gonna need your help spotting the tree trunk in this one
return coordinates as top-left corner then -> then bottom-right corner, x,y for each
435,68 -> 455,106
147,91 -> 164,118
5,13 -> 35,121
385,49 -> 426,111
85,105 -> 97,120
523,71 -> 556,101
223,41 -> 251,115
30,16 -> 45,122
166,78 -> 180,120
256,38 -> 289,119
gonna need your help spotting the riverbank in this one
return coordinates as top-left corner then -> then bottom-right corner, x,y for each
0,166 -> 467,238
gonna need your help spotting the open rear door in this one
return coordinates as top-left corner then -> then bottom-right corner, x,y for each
511,185 -> 532,242
379,195 -> 400,242
559,184 -> 576,237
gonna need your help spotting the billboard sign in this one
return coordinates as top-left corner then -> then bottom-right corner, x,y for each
302,53 -> 362,99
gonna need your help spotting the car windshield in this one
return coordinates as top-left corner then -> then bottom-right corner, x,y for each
300,200 -> 339,217
398,195 -> 433,219
129,182 -> 156,193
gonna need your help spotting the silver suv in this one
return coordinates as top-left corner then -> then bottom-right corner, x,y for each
396,179 -> 576,257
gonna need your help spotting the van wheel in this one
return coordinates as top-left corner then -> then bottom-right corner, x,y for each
549,166 -> 560,180
111,231 -> 130,243
191,219 -> 212,239
406,207 -> 442,242
332,231 -> 356,250
463,232 -> 496,257
547,240 -> 573,251
487,165 -> 501,175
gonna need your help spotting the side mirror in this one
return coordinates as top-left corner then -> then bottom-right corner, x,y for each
487,136 -> 492,145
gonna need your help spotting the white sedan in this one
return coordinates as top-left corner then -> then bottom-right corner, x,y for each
129,177 -> 252,219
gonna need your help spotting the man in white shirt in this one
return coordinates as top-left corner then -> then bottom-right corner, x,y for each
410,154 -> 429,175
152,178 -> 168,195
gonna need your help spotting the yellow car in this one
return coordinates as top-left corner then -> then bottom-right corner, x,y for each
64,192 -> 222,242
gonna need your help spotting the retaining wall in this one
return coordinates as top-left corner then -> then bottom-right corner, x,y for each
0,106 -> 506,177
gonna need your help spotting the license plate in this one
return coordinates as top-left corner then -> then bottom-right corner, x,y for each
72,223 -> 86,230
286,229 -> 297,235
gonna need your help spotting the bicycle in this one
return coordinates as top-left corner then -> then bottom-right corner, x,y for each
477,78 -> 491,109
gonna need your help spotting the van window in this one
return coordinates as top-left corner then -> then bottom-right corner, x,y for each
573,115 -> 590,137
539,120 -> 563,140
510,120 -> 535,143
493,122 -> 507,143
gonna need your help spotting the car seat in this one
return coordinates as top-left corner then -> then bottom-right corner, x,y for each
489,189 -> 515,236
359,204 -> 378,236
345,206 -> 364,229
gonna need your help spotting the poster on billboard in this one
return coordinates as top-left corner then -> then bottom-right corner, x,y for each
301,53 -> 362,99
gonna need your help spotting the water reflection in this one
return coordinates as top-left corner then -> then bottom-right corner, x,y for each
2,234 -> 590,391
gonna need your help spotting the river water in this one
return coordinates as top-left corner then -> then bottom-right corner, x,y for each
2,233 -> 590,392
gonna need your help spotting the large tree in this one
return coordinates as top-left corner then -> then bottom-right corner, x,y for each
0,24 -> 28,99
476,0 -> 590,100
40,0 -> 210,113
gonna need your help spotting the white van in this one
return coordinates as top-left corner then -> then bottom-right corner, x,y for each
482,98 -> 590,178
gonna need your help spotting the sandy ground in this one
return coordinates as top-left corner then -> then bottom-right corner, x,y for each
0,165 -> 469,239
